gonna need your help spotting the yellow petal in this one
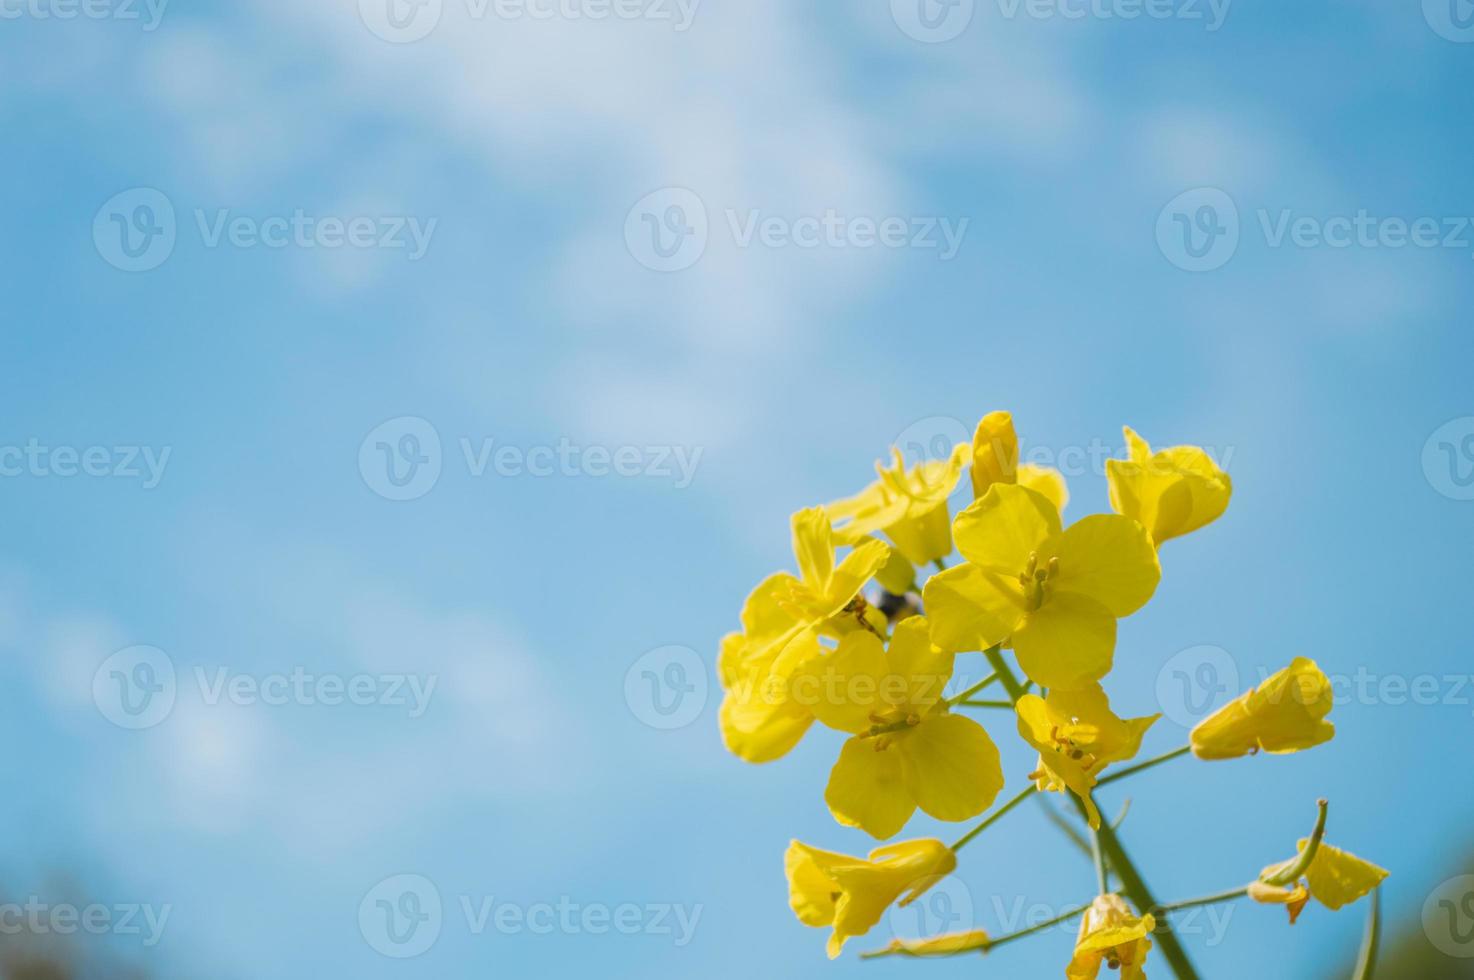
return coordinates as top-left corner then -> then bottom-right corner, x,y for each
1018,463 -> 1068,514
1190,657 -> 1335,760
719,685 -> 814,763
880,929 -> 991,956
1107,427 -> 1231,544
1248,880 -> 1311,924
825,737 -> 915,839
1043,514 -> 1161,617
875,543 -> 917,595
1302,840 -> 1388,911
886,616 -> 954,710
785,841 -> 852,927
896,712 -> 1004,822
1012,592 -> 1117,691
921,563 -> 1023,654
792,508 -> 835,593
952,484 -> 1060,574
795,631 -> 895,735
970,411 -> 1018,499
822,538 -> 891,617
740,572 -> 803,640
825,839 -> 956,958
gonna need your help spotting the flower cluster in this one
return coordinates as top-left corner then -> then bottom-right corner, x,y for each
715,412 -> 1387,976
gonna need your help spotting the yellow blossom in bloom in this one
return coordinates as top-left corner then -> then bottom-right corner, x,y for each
1251,840 -> 1388,924
826,443 -> 970,566
924,484 -> 1160,690
1014,684 -> 1158,829
1107,426 -> 1231,545
1189,657 -> 1334,760
970,410 -> 1069,514
785,837 -> 956,959
1067,894 -> 1155,980
795,617 -> 1004,838
718,509 -> 889,763
876,929 -> 991,957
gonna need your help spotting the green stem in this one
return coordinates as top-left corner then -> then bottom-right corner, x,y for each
977,648 -> 1201,978
1352,887 -> 1381,980
860,898 -> 1096,959
950,784 -> 1036,852
1091,827 -> 1108,894
1090,811 -> 1202,980
933,557 -> 949,571
981,646 -> 1028,702
1153,886 -> 1249,914
956,699 -> 1013,709
1096,745 -> 1192,786
946,671 -> 999,707
1264,799 -> 1329,886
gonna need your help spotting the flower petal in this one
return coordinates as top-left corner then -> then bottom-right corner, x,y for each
897,713 -> 1004,822
1303,841 -> 1389,911
795,631 -> 894,735
952,484 -> 1060,574
1043,514 -> 1160,617
921,563 -> 1023,654
826,737 -> 915,839
1012,593 -> 1116,691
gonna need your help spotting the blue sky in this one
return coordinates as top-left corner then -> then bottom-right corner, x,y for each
1,0 -> 1472,976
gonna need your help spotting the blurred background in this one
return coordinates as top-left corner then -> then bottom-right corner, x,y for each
1,0 -> 1472,976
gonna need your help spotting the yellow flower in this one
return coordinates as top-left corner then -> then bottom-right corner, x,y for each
924,484 -> 1160,690
1106,426 -> 1230,545
1189,657 -> 1335,760
794,617 -> 1005,838
718,510 -> 890,763
970,410 -> 1069,513
1067,894 -> 1154,980
1015,684 -> 1158,828
1251,840 -> 1388,924
826,443 -> 970,566
785,837 -> 956,959
874,929 -> 991,957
